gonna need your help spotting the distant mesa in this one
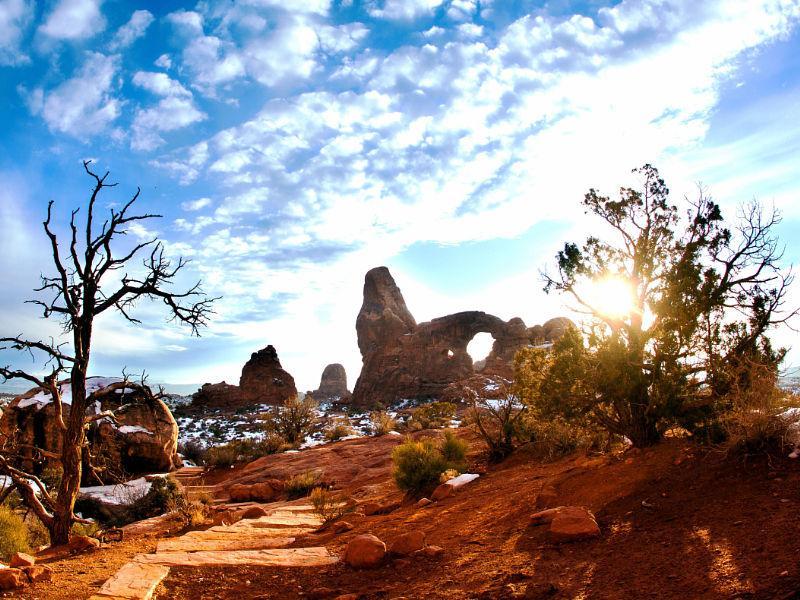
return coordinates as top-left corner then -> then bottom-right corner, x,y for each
192,344 -> 297,409
0,377 -> 180,480
351,266 -> 573,408
311,363 -> 351,402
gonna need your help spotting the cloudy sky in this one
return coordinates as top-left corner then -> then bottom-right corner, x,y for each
0,0 -> 799,393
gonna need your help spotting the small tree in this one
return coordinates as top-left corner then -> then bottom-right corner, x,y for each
541,165 -> 795,446
463,376 -> 526,461
263,395 -> 317,446
0,161 -> 215,545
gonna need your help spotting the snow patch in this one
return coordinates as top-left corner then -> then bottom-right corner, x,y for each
445,473 -> 480,488
118,425 -> 153,435
17,377 -> 126,410
79,475 -> 166,505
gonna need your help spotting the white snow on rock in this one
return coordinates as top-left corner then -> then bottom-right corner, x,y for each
79,476 -> 160,505
445,473 -> 480,488
17,377 -> 126,410
118,425 -> 153,435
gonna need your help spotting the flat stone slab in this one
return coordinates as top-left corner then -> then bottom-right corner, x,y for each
89,562 -> 170,600
236,514 -> 322,528
196,526 -> 312,538
157,535 -> 296,552
134,547 -> 339,568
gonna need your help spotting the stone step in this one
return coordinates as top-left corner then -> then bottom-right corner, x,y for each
134,547 -> 339,568
157,534 -> 295,553
88,562 -> 170,600
229,514 -> 322,528
191,526 -> 312,538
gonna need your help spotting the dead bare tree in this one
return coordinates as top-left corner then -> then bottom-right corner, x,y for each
0,161 -> 216,545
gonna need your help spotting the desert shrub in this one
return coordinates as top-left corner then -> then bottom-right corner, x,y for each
178,440 -> 207,465
324,418 -> 354,442
392,433 -> 468,495
439,468 -> 460,484
521,416 -> 611,461
263,396 -> 318,445
409,401 -> 457,430
309,487 -> 351,525
285,471 -> 321,499
169,496 -> 208,528
440,430 -> 468,469
27,515 -> 51,548
463,379 -> 527,461
369,411 -> 396,436
205,436 -> 286,468
0,504 -> 31,560
71,520 -> 100,539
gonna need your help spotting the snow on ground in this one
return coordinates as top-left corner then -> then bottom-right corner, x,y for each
118,425 -> 153,435
0,475 -> 46,496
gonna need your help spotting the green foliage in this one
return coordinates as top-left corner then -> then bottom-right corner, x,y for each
205,436 -> 286,468
409,401 -> 457,430
71,520 -> 100,539
369,411 -> 396,436
540,165 -> 793,447
440,430 -> 468,470
177,440 -> 207,465
285,471 -> 321,499
309,487 -> 350,525
263,396 -> 318,445
392,432 -> 469,494
0,504 -> 31,560
463,378 -> 526,461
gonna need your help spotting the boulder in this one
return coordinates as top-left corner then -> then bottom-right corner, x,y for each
69,534 -> 101,553
0,377 -> 180,479
239,506 -> 269,520
312,364 -> 351,401
415,498 -> 432,508
0,568 -> 27,590
192,345 -> 297,409
389,531 -> 426,556
530,506 -> 600,543
228,481 -> 280,503
344,534 -> 386,569
22,565 -> 52,583
333,521 -> 354,534
431,482 -> 455,501
9,552 -> 35,568
351,267 -> 573,408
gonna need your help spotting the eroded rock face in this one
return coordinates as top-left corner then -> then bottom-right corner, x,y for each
192,345 -> 297,409
312,363 -> 350,401
0,378 -> 180,480
351,267 -> 572,407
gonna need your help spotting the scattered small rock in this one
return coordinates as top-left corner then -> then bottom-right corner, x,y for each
333,521 -> 354,534
415,498 -> 431,508
308,586 -> 339,599
389,531 -> 426,556
344,534 -> 386,569
530,506 -> 600,543
22,565 -> 52,583
334,595 -> 359,600
415,545 -> 443,558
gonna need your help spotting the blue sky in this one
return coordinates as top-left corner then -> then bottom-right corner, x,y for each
0,0 -> 799,392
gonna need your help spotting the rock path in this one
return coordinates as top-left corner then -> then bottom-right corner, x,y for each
89,501 -> 336,600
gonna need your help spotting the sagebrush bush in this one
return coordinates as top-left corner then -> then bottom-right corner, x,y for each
0,504 -> 31,560
205,436 -> 286,468
309,487 -> 350,525
178,440 -> 207,465
370,411 -> 396,436
286,471 -> 321,499
324,419 -> 354,442
263,396 -> 318,445
392,433 -> 468,495
409,401 -> 457,430
521,416 -> 611,460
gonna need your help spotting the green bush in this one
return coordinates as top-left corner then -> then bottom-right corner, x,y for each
263,396 -> 318,445
409,401 -> 457,430
205,436 -> 286,468
285,471 -> 321,499
369,411 -> 396,436
440,430 -> 468,470
324,419 -> 354,442
309,487 -> 350,525
205,444 -> 238,468
0,504 -> 31,560
392,433 -> 468,495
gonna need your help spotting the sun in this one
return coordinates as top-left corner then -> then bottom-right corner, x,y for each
582,276 -> 636,319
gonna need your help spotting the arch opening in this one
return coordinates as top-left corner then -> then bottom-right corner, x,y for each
467,332 -> 494,371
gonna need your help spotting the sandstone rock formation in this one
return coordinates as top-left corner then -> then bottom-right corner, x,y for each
311,363 -> 350,401
0,377 -> 180,480
192,345 -> 297,409
351,267 -> 572,407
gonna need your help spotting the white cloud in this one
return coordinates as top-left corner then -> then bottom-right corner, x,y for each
369,0 -> 444,21
243,16 -> 319,87
131,96 -> 206,151
181,197 -> 212,211
132,71 -> 190,97
25,52 -> 120,138
0,0 -> 33,65
154,53 -> 171,69
38,0 -> 105,41
108,9 -> 152,51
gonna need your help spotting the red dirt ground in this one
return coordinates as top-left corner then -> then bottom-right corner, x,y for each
8,431 -> 800,600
